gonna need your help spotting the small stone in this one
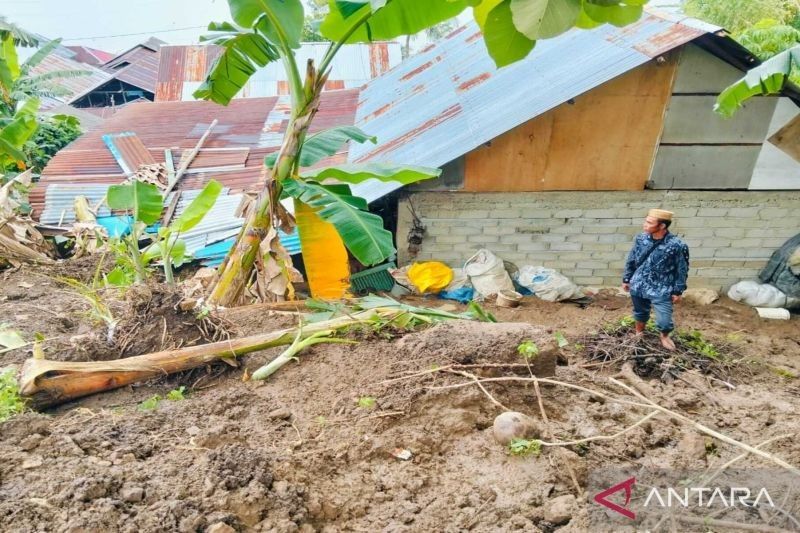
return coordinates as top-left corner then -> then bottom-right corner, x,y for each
22,456 -> 43,469
121,487 -> 145,503
268,408 -> 292,420
206,523 -> 235,533
492,411 -> 540,445
678,432 -> 707,460
544,494 -> 576,525
186,426 -> 201,436
19,433 -> 44,451
683,288 -> 719,306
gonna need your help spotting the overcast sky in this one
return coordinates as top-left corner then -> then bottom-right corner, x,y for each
2,0 -> 233,53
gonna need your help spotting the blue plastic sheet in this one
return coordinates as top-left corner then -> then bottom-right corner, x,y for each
96,215 -> 133,238
438,287 -> 475,304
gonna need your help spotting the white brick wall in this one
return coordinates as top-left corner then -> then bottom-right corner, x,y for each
397,191 -> 800,290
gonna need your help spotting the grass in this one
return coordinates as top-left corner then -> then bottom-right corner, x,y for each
357,396 -> 376,409
166,386 -> 187,401
517,340 -> 539,360
0,368 -> 25,422
675,329 -> 720,360
138,387 -> 188,410
508,438 -> 542,457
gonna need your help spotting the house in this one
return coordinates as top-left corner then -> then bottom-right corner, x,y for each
154,42 -> 401,101
343,8 -> 800,291
34,6 -> 800,291
30,90 -> 359,256
64,45 -> 115,67
69,38 -> 164,108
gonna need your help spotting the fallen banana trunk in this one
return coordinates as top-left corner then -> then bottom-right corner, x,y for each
19,309 -> 386,408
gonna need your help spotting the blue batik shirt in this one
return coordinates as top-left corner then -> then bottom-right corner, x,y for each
623,232 -> 690,300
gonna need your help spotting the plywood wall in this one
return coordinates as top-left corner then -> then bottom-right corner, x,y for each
464,57 -> 677,192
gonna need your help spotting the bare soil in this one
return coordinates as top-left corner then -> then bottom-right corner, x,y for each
1,261 -> 800,532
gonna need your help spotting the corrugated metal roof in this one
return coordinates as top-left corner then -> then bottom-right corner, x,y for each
39,184 -> 113,225
155,42 -> 401,102
346,10 -> 717,203
29,54 -> 112,111
32,90 -> 359,217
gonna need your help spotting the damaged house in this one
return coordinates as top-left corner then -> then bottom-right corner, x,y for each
32,5 -> 800,292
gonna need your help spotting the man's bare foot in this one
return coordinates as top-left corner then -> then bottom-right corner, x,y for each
660,334 -> 676,351
632,321 -> 645,337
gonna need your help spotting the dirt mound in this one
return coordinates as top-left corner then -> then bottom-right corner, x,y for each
3,262 -> 800,531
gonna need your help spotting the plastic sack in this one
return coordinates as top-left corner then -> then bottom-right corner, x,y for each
408,261 -> 454,294
464,249 -> 515,298
727,280 -> 800,309
445,268 -> 470,292
514,265 -> 584,302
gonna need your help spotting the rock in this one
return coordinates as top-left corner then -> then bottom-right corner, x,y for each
186,425 -> 201,436
678,432 -> 707,460
121,486 -> 145,503
22,456 -> 43,469
492,411 -> 540,445
683,288 -> 719,306
268,408 -> 292,420
206,523 -> 236,533
544,494 -> 576,525
19,433 -> 44,451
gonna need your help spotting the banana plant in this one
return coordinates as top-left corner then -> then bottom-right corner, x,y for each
195,0 -> 649,306
1,33 -> 39,168
106,179 -> 223,284
715,44 -> 800,117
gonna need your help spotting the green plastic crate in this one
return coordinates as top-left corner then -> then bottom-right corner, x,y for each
350,262 -> 396,295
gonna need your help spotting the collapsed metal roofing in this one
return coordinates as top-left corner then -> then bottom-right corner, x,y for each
346,7 -> 730,203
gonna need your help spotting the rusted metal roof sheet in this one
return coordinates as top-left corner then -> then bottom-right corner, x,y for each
65,46 -> 115,66
346,9 -> 719,203
155,42 -> 400,102
102,132 -> 157,175
32,89 -> 359,218
29,54 -> 112,111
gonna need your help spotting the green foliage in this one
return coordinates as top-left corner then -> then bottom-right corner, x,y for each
517,340 -> 539,359
357,396 -> 376,408
167,386 -> 187,400
57,277 -> 116,327
675,329 -> 720,359
0,368 -> 25,422
602,315 -> 636,333
22,114 -> 81,173
715,45 -> 800,117
283,179 -> 394,266
684,0 -> 800,34
508,437 -> 542,456
738,19 -> 800,60
107,179 -> 222,284
771,366 -> 798,379
465,301 -> 497,323
554,331 -> 569,348
300,162 -> 441,185
137,394 -> 162,411
266,125 -> 376,168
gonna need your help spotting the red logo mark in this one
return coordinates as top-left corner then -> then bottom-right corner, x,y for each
594,477 -> 636,520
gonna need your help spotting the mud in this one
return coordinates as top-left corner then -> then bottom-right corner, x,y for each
2,261 -> 800,532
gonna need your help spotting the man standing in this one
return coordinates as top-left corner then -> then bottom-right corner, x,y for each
622,209 -> 690,351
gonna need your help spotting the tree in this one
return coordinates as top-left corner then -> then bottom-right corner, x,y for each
402,19 -> 459,60
194,0 -> 650,307
684,0 -> 800,34
22,114 -> 82,173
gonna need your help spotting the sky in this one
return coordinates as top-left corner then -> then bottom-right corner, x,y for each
2,0 -> 476,55
2,0 -> 233,53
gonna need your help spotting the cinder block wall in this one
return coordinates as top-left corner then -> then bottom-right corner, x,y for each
396,191 -> 800,291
